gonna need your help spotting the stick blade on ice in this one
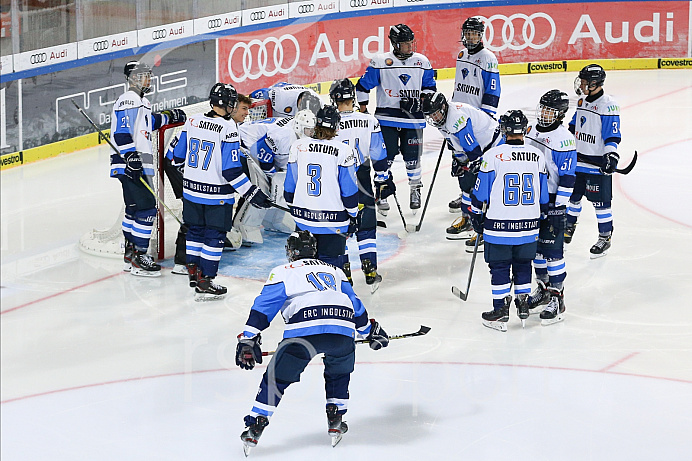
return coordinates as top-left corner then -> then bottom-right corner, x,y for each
451,285 -> 468,301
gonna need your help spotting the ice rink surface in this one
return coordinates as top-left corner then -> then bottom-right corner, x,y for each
2,70 -> 692,460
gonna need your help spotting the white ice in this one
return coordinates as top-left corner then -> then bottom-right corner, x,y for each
2,70 -> 692,460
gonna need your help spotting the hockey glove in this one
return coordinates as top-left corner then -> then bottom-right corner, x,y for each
467,158 -> 483,175
366,319 -> 389,350
600,152 -> 619,175
451,155 -> 469,177
347,214 -> 360,237
547,205 -> 566,236
469,211 -> 484,235
123,151 -> 143,180
374,172 -> 396,200
245,185 -> 272,209
399,96 -> 422,114
235,333 -> 263,370
161,108 -> 187,125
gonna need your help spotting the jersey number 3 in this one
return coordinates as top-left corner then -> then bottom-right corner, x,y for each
307,163 -> 322,196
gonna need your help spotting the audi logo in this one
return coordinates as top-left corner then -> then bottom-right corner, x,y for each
30,53 -> 47,64
479,13 -> 556,52
297,4 -> 315,14
250,11 -> 266,21
208,18 -> 222,29
228,35 -> 300,83
151,29 -> 167,40
92,40 -> 109,52
350,0 -> 368,6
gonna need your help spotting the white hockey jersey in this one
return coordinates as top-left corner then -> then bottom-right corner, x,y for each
269,84 -> 321,117
439,101 -> 502,161
169,112 -> 251,205
242,258 -> 372,340
284,137 -> 359,234
333,111 -> 388,180
472,141 -> 549,245
356,51 -> 437,129
568,92 -> 621,174
526,124 -> 577,206
110,89 -> 166,177
451,47 -> 501,115
239,116 -> 297,174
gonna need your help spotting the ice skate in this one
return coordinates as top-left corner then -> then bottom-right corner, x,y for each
482,296 -> 510,332
186,263 -> 198,288
194,275 -> 227,301
326,404 -> 348,447
540,287 -> 565,325
376,198 -> 390,217
130,250 -> 161,277
590,232 -> 611,259
123,240 -> 134,272
342,262 -> 353,286
564,221 -> 577,244
240,415 -> 269,457
361,259 -> 382,294
409,184 -> 422,213
465,233 -> 484,253
171,264 -> 188,275
528,280 -> 550,314
446,216 -> 473,240
449,194 -> 464,213
515,293 -> 530,328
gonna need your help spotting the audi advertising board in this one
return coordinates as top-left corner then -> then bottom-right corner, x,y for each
218,1 -> 690,92
78,31 -> 139,59
0,41 -> 215,155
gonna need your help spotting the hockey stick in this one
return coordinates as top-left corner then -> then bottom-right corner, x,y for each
261,325 -> 431,356
577,151 -> 638,175
451,202 -> 486,301
71,99 -> 184,226
406,141 -> 446,233
392,192 -> 408,231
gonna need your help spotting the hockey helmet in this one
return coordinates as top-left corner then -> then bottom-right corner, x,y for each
315,105 -> 341,131
293,109 -> 316,139
536,89 -> 570,127
499,110 -> 529,136
421,92 -> 448,128
389,24 -> 416,60
286,230 -> 317,262
297,90 -> 322,115
124,61 -> 153,94
209,83 -> 238,114
329,78 -> 356,104
575,64 -> 606,95
462,17 -> 485,52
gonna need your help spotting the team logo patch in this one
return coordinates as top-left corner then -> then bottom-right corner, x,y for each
526,126 -> 532,134
496,152 -> 513,162
457,51 -> 464,59
398,74 -> 411,85
580,116 -> 587,127
461,68 -> 469,79
385,58 -> 393,66
284,106 -> 292,113
577,99 -> 583,107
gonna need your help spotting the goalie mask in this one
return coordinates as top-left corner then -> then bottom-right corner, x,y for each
462,17 -> 485,53
209,83 -> 238,117
329,78 -> 356,105
536,89 -> 570,127
499,110 -> 529,137
124,61 -> 153,95
286,230 -> 318,262
389,24 -> 416,60
293,109 -> 316,139
575,64 -> 606,96
297,91 -> 322,115
421,92 -> 448,128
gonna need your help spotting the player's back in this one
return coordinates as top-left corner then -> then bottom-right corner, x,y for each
240,116 -> 295,169
526,124 -> 576,195
334,111 -> 379,165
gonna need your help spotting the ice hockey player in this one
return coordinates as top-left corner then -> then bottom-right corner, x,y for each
236,230 -> 388,455
525,90 -> 577,325
421,92 -> 502,249
169,83 -> 272,300
255,82 -> 322,118
111,61 -> 186,277
330,78 -> 389,291
356,24 -> 437,214
468,110 -> 549,331
567,64 -> 622,258
284,105 -> 359,271
449,16 -> 501,215
232,109 -> 316,245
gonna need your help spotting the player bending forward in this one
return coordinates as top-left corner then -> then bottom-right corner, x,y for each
170,83 -> 271,301
236,230 -> 389,455
468,110 -> 549,332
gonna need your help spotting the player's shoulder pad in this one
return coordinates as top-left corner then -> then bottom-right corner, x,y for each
599,93 -> 621,115
479,49 -> 500,71
114,91 -> 140,110
410,52 -> 433,69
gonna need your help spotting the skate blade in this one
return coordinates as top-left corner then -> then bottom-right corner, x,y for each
171,265 -> 188,275
521,319 -> 526,328
369,280 -> 381,294
465,245 -> 483,253
405,223 -> 418,233
541,314 -> 565,326
482,320 -> 507,332
194,292 -> 227,302
528,306 -> 544,315
329,431 -> 344,447
243,444 -> 252,457
446,231 -> 473,240
123,263 -> 132,272
589,250 -> 608,259
130,268 -> 161,277
376,209 -> 388,217
449,207 -> 463,213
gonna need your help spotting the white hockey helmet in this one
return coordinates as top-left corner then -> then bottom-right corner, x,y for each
293,109 -> 316,139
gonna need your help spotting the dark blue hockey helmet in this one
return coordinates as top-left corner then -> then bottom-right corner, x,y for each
209,83 -> 238,113
329,78 -> 356,104
389,24 -> 416,60
575,64 -> 606,95
422,92 -> 448,128
499,109 -> 529,136
462,17 -> 485,52
124,61 -> 153,94
537,89 -> 570,127
315,105 -> 341,131
286,230 -> 317,262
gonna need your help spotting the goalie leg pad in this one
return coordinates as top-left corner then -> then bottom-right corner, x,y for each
261,171 -> 296,234
236,159 -> 271,243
